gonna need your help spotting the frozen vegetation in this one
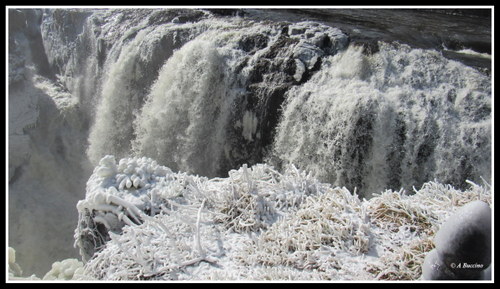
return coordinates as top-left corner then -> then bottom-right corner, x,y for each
9,156 -> 492,281
7,8 -> 492,281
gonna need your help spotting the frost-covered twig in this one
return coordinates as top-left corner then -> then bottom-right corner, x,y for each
106,195 -> 143,225
196,199 -> 206,258
76,155 -> 492,281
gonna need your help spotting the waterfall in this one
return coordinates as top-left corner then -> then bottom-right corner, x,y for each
8,8 -> 491,277
132,38 -> 235,177
270,43 -> 491,195
87,28 -> 155,164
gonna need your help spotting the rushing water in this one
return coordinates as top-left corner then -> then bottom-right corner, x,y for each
8,7 -> 491,276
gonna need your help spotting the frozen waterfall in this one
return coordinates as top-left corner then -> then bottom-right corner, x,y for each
7,8 -> 491,278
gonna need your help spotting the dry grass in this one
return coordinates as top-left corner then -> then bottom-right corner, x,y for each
75,156 -> 491,281
366,236 -> 435,280
363,180 -> 491,280
243,187 -> 370,271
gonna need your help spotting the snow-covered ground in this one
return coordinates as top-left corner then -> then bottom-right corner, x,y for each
7,8 -> 492,281
9,156 -> 492,281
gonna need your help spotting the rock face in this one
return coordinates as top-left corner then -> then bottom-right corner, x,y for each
8,8 -> 492,276
74,155 -> 174,261
421,200 -> 491,280
9,8 -> 93,277
222,22 -> 348,175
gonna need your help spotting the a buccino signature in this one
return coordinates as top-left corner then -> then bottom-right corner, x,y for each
422,200 -> 491,280
8,7 -> 492,281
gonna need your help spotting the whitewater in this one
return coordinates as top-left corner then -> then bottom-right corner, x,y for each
7,8 -> 492,281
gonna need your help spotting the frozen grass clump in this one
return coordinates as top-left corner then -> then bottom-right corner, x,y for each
367,189 -> 435,236
72,156 -> 491,281
74,155 -> 198,261
210,164 -> 279,233
210,163 -> 322,233
366,236 -> 435,280
364,180 -> 491,280
242,187 -> 370,271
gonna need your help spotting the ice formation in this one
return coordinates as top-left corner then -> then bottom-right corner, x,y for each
8,246 -> 86,281
8,8 -> 491,278
421,200 -> 491,280
68,156 -> 491,281
271,42 -> 491,196
8,247 -> 40,280
42,259 -> 85,280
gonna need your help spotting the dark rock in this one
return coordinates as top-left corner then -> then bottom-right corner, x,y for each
422,201 -> 491,280
219,23 -> 348,175
238,34 -> 269,53
204,9 -> 245,17
350,38 -> 380,55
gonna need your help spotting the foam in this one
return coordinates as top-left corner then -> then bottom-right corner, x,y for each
271,42 -> 491,197
8,9 -> 491,278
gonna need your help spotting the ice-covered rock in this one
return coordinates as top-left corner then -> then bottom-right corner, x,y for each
421,248 -> 455,280
434,200 -> 491,267
421,200 -> 491,280
74,155 -> 180,261
8,8 -> 491,278
72,156 -> 491,281
42,258 -> 84,280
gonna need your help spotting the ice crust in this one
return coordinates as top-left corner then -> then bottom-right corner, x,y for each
68,156 -> 491,281
8,8 -> 491,279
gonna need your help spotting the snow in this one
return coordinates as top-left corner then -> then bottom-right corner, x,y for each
7,8 -> 492,281
9,246 -> 85,281
63,156 -> 493,280
42,259 -> 85,280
